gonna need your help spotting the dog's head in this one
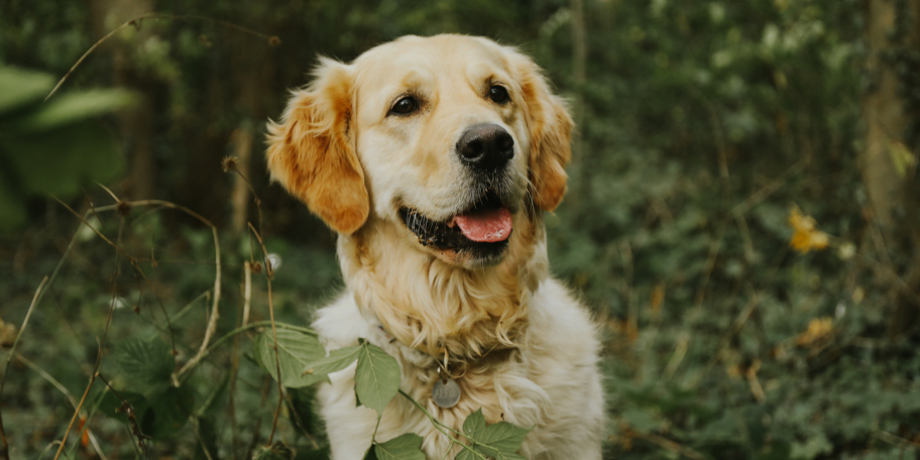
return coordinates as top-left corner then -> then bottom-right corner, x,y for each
267,35 -> 571,268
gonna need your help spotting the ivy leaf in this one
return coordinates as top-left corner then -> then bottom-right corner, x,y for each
461,409 -> 531,460
354,341 -> 401,415
371,433 -> 426,460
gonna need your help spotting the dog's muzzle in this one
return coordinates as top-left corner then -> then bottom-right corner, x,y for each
456,124 -> 514,172
399,190 -> 512,258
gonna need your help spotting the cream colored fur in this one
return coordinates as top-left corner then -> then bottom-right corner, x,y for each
267,34 -> 605,459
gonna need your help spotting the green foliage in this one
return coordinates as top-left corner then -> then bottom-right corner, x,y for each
112,336 -> 174,386
353,339 -> 401,415
365,433 -> 427,460
0,66 -> 133,232
457,409 -> 532,460
106,336 -> 198,439
253,328 -> 329,387
254,329 -> 400,416
1,0 -> 918,459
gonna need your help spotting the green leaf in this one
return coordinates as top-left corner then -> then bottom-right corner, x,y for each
141,386 -> 194,439
457,447 -> 527,460
255,328 -> 360,387
255,328 -> 326,387
363,446 -> 379,460
287,386 -> 321,435
254,330 -> 399,414
17,89 -> 135,132
462,409 -> 531,460
373,433 -> 426,460
112,337 -> 174,385
354,342 -> 400,415
1,121 -> 124,196
0,66 -> 54,114
302,345 -> 363,379
455,450 -> 476,460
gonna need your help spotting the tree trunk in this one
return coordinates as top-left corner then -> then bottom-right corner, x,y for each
230,128 -> 254,235
861,0 -> 920,337
229,31 -> 273,235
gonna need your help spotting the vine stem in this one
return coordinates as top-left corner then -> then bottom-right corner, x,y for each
363,415 -> 383,458
246,223 -> 285,446
398,390 -> 489,460
0,276 -> 48,458
439,440 -> 461,460
1,196 -> 117,458
57,197 -> 220,365
54,218 -> 127,460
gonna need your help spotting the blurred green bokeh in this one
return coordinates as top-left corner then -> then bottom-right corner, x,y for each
0,66 -> 133,231
0,0 -> 918,459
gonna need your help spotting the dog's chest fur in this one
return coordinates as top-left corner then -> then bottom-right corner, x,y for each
311,278 -> 605,460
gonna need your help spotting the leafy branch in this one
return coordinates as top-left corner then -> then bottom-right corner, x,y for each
253,325 -> 531,460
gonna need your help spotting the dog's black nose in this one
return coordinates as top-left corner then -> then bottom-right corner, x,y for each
456,124 -> 514,170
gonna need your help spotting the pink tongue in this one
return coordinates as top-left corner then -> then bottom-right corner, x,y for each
451,207 -> 512,242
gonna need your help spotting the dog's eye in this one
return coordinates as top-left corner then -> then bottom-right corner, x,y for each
390,96 -> 418,115
489,85 -> 510,104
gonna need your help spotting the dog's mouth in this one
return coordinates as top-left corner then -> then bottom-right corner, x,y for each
399,191 -> 512,254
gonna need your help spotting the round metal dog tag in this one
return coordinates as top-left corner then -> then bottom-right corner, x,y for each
432,378 -> 461,408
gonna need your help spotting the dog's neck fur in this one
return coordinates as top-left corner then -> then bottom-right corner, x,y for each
337,211 -> 547,360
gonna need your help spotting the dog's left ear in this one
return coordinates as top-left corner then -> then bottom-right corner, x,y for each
265,58 -> 368,234
510,50 -> 573,212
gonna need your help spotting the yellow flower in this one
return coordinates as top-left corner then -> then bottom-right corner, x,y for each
789,206 -> 829,253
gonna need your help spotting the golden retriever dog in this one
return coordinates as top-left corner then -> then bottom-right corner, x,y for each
266,34 -> 605,459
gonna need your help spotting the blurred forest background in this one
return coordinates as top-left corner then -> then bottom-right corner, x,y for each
1,0 -> 919,459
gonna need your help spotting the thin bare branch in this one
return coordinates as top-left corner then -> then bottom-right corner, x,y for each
54,218 -> 127,460
46,13 -> 280,101
0,276 -> 48,458
98,374 -> 150,457
875,430 -> 920,450
16,354 -> 109,460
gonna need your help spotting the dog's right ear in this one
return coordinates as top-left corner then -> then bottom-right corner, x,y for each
266,58 -> 369,235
